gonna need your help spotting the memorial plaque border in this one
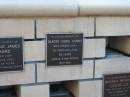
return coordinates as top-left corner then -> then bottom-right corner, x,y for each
0,37 -> 24,73
103,73 -> 130,97
46,33 -> 83,66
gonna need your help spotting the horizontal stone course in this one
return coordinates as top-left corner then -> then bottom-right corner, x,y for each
37,60 -> 93,82
0,19 -> 34,39
77,0 -> 130,16
0,64 -> 35,86
37,17 -> 94,38
17,84 -> 49,97
96,17 -> 130,36
67,80 -> 102,97
0,0 -> 130,16
24,38 -> 105,62
0,0 -> 78,17
95,57 -> 130,78
16,80 -> 103,97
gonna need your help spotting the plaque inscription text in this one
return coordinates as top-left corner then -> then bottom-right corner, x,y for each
104,73 -> 130,97
47,34 -> 83,66
0,38 -> 23,72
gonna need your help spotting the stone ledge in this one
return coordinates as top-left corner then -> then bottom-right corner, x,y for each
0,0 -> 130,17
0,0 -> 78,17
77,0 -> 130,16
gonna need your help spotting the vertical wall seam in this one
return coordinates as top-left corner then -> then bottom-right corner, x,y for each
94,17 -> 96,37
34,20 -> 37,39
35,63 -> 37,83
93,17 -> 96,79
93,59 -> 96,79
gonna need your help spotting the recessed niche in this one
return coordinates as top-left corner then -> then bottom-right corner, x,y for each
50,82 -> 75,97
106,36 -> 130,58
0,86 -> 17,97
107,36 -> 130,56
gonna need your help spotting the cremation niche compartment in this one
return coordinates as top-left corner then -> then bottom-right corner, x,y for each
50,82 -> 75,97
106,36 -> 130,58
99,36 -> 130,97
0,86 -> 17,97
46,33 -> 83,66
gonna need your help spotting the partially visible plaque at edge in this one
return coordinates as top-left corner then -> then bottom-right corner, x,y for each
104,73 -> 130,97
0,37 -> 23,72
47,34 -> 83,66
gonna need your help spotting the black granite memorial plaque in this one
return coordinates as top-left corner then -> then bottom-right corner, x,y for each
0,37 -> 23,72
104,73 -> 130,97
47,34 -> 83,66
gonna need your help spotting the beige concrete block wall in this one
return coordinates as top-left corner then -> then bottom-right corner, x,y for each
36,17 -> 94,38
96,17 -> 130,36
1,16 -> 130,97
24,38 -> 105,62
37,60 -> 93,82
0,17 -> 106,63
84,38 -> 106,58
17,84 -> 49,97
0,18 -> 37,86
0,19 -> 34,39
0,17 -> 106,87
24,41 -> 45,61
0,1 -> 130,96
95,57 -> 130,78
67,80 -> 102,97
0,64 -> 35,86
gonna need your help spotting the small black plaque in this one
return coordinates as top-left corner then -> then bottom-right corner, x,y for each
0,38 -> 23,72
47,34 -> 83,66
104,73 -> 130,97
